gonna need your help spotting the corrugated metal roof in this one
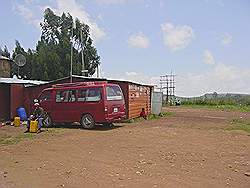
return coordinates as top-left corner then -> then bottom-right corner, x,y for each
106,78 -> 153,87
73,75 -> 153,87
0,77 -> 47,85
0,56 -> 12,61
0,75 -> 153,88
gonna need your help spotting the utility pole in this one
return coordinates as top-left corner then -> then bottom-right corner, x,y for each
81,27 -> 88,77
96,64 -> 100,78
160,73 -> 176,105
70,21 -> 75,83
80,29 -> 85,76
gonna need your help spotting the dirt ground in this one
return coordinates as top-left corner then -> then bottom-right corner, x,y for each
0,107 -> 250,188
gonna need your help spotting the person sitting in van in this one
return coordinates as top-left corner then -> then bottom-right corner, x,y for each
25,103 -> 44,133
68,91 -> 76,102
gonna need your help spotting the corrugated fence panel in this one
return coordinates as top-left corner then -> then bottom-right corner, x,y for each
0,84 -> 10,120
128,84 -> 152,119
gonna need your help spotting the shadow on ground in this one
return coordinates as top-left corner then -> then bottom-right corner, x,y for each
47,123 -> 123,131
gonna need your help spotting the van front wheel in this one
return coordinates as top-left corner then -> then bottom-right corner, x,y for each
81,114 -> 95,129
43,112 -> 53,127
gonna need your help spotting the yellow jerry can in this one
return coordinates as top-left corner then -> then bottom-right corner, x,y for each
30,120 -> 38,133
14,117 -> 21,127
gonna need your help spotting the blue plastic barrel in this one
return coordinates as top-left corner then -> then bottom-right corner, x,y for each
17,107 -> 27,121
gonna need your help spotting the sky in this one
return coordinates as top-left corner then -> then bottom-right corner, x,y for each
0,0 -> 250,97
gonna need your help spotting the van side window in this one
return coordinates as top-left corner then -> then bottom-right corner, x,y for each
106,86 -> 123,101
56,90 -> 76,103
77,88 -> 101,102
77,89 -> 87,102
86,88 -> 101,102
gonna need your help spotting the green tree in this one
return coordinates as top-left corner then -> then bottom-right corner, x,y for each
0,46 -> 11,58
11,8 -> 101,81
36,8 -> 100,80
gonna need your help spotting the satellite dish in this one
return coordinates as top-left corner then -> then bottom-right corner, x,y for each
14,54 -> 26,67
14,54 -> 26,78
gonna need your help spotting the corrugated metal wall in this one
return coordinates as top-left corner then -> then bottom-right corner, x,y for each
127,84 -> 152,119
106,80 -> 153,119
0,84 -> 10,120
10,84 -> 24,119
151,92 -> 163,115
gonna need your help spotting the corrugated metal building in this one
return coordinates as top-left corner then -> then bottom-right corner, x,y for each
0,75 -> 153,120
107,79 -> 152,119
0,78 -> 46,121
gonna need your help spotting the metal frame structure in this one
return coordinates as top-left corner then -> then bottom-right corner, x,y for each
160,73 -> 176,105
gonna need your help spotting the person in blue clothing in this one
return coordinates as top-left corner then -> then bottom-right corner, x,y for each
25,103 -> 44,133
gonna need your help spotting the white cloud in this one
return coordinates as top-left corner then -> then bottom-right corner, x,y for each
126,72 -> 138,76
177,63 -> 250,97
203,50 -> 215,65
221,33 -> 232,46
161,22 -> 195,51
51,0 -> 106,42
127,32 -> 150,49
13,0 -> 106,42
13,3 -> 40,28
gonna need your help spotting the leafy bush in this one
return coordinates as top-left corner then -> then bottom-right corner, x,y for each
180,94 -> 250,112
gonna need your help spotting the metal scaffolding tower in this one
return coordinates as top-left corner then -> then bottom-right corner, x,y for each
160,73 -> 176,105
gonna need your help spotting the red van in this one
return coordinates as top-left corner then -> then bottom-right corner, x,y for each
35,82 -> 126,129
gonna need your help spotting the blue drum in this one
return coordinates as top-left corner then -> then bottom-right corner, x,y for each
17,107 -> 27,121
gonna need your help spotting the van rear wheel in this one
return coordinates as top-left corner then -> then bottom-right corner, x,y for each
81,114 -> 95,129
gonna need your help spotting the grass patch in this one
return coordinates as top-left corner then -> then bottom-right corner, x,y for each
0,128 -> 64,146
43,128 -> 64,136
227,119 -> 250,133
182,104 -> 250,112
0,133 -> 34,146
125,112 -> 174,123
160,112 -> 175,117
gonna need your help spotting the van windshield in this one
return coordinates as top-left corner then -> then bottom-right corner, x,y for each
106,86 -> 123,101
39,90 -> 52,102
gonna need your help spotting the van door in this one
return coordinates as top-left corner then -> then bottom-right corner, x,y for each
39,90 -> 52,114
105,85 -> 125,117
77,87 -> 104,123
52,89 -> 78,123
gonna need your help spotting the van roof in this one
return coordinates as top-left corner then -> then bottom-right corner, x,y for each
52,81 -> 108,89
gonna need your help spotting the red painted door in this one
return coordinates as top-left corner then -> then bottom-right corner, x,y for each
52,89 -> 78,123
77,87 -> 104,123
39,90 -> 52,115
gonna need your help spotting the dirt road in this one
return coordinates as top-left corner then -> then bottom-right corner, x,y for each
0,107 -> 250,188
